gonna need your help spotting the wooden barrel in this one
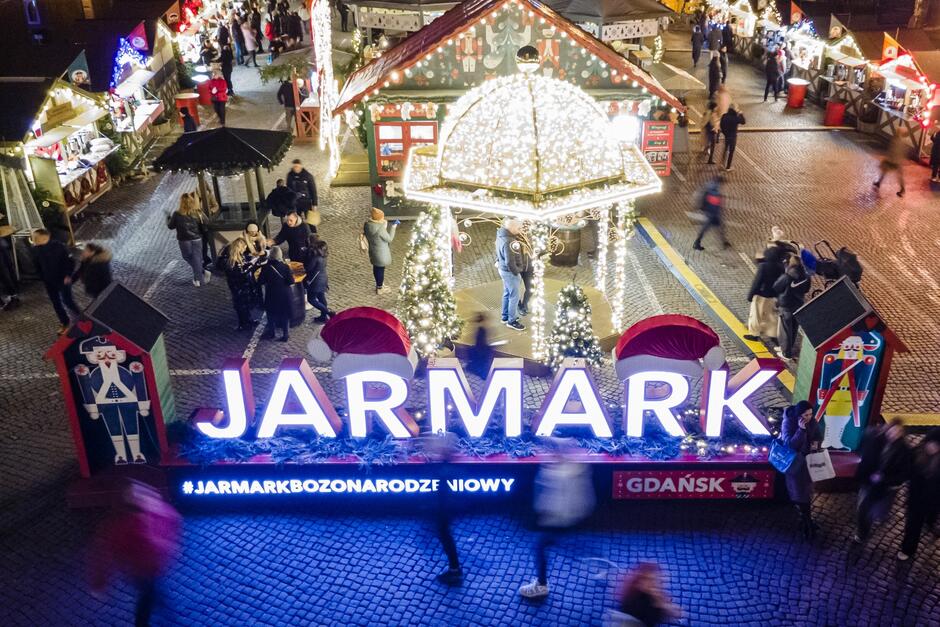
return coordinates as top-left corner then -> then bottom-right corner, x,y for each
550,225 -> 582,267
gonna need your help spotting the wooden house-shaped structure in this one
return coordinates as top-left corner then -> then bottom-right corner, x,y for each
334,0 -> 682,214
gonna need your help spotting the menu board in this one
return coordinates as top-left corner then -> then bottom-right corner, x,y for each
641,121 -> 674,176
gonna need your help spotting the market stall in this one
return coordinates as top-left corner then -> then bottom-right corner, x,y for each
753,3 -> 783,62
727,0 -> 757,54
816,27 -> 872,122
333,0 -> 683,215
786,20 -> 825,100
0,78 -> 115,242
871,52 -> 940,162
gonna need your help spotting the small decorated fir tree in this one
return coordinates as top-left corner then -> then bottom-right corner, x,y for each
398,205 -> 463,357
547,284 -> 603,370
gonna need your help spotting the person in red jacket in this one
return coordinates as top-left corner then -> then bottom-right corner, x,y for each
89,480 -> 182,626
209,70 -> 229,125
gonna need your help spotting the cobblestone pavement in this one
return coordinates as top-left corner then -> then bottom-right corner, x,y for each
1,19 -> 939,627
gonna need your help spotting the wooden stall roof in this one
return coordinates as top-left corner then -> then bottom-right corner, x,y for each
335,0 -> 683,113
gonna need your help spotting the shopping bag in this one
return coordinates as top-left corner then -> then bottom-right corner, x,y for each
806,450 -> 835,482
768,439 -> 797,473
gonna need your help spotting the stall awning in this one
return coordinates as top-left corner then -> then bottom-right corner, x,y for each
114,69 -> 156,98
26,125 -> 75,149
877,71 -> 923,92
827,51 -> 867,67
63,108 -> 109,128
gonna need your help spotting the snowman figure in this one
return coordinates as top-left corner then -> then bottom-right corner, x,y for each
73,336 -> 151,464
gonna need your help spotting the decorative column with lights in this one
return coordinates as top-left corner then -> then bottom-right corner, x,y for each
610,201 -> 638,332
528,221 -> 549,360
311,0 -> 340,177
594,206 -> 610,292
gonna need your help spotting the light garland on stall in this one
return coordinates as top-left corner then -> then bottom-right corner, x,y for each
594,206 -> 609,292
611,202 -> 633,332
111,38 -> 148,88
311,0 -> 341,177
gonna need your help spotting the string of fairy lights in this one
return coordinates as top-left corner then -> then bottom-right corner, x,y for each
311,0 -> 341,178
594,207 -> 609,292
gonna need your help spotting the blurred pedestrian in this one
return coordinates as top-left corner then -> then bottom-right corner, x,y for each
337,0 -> 349,31
219,238 -> 258,331
287,11 -> 303,42
719,104 -> 745,170
71,242 -> 113,300
269,210 -> 311,261
706,23 -> 722,51
286,159 -> 318,218
707,51 -> 721,100
773,254 -> 810,359
427,433 -> 462,585
241,19 -> 259,67
0,239 -> 20,311
180,107 -> 197,132
722,20 -> 734,54
303,235 -> 332,323
715,83 -> 731,116
874,128 -> 908,197
779,400 -> 821,539
780,43 -> 793,93
763,53 -> 780,102
89,480 -> 181,627
616,562 -> 681,627
899,429 -> 940,560
266,178 -> 297,218
692,176 -> 729,250
744,245 -> 784,343
220,44 -> 235,95
243,220 -> 267,257
167,192 -> 210,287
466,312 -> 494,380
518,442 -> 595,599
930,127 -> 940,182
250,7 -> 264,52
702,102 -> 720,162
258,246 -> 293,341
209,69 -> 228,125
496,218 -> 525,330
277,79 -> 298,131
30,228 -> 79,333
855,419 -> 910,544
363,207 -> 398,294
690,25 -> 704,67
231,15 -> 245,65
216,18 -> 230,48
719,47 -> 728,83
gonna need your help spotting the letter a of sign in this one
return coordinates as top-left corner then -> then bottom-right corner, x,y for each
701,358 -> 782,437
257,358 -> 343,438
427,357 -> 523,437
533,359 -> 612,438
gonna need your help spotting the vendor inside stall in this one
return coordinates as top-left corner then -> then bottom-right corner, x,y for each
786,21 -> 824,71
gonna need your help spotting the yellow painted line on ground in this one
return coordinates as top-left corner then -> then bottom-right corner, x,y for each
886,413 -> 940,427
638,217 -> 795,392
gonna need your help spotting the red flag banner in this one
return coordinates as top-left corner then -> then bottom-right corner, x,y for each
790,1 -> 803,24
882,32 -> 900,62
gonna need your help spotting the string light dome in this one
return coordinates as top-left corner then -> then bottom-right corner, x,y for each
404,71 -> 661,220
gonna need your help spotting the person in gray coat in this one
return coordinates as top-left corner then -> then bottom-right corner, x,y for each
780,400 -> 821,539
496,219 -> 525,330
363,207 -> 398,294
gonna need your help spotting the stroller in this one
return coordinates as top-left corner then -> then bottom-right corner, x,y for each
802,240 -> 863,294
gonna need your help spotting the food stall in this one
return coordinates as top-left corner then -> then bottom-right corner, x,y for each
0,78 -> 115,243
871,52 -> 940,162
817,29 -> 872,122
785,20 -> 825,100
755,3 -> 784,60
728,0 -> 757,53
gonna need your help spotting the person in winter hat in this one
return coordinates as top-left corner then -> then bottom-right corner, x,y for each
773,254 -> 810,359
745,245 -> 785,342
779,400 -> 821,539
363,207 -> 398,294
692,176 -> 729,250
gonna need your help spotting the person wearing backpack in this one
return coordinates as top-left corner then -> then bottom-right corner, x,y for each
258,246 -> 294,341
363,207 -> 398,294
774,254 -> 811,359
692,176 -> 729,251
780,400 -> 821,539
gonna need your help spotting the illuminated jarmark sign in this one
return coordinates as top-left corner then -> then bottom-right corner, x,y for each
196,356 -> 784,441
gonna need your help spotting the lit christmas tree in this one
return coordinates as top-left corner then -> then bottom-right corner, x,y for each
398,205 -> 463,357
547,284 -> 603,370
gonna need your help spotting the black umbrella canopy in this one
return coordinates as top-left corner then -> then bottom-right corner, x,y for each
152,127 -> 294,176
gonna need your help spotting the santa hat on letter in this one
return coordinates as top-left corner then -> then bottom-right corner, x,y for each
613,314 -> 726,380
307,307 -> 418,380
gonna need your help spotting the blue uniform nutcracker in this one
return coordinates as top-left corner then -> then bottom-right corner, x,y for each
72,336 -> 151,464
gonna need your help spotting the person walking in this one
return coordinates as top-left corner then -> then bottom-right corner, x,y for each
219,45 -> 235,95
71,242 -> 113,300
167,192 -> 211,287
89,480 -> 181,627
706,23 -> 722,52
277,79 -> 297,132
30,228 -> 79,333
702,102 -> 721,163
744,245 -> 784,343
874,128 -> 908,197
930,127 -> 940,182
303,235 -> 332,323
779,400 -> 821,539
209,70 -> 229,125
216,19 -> 231,49
719,47 -> 728,84
719,104 -> 745,170
855,419 -> 911,544
707,51 -> 721,100
219,238 -> 258,331
269,210 -> 311,262
773,254 -> 810,359
231,15 -> 245,65
258,246 -> 293,341
763,53 -> 780,102
287,11 -> 303,42
337,0 -> 349,31
899,429 -> 940,560
616,562 -> 681,627
286,159 -> 317,218
518,443 -> 595,599
363,207 -> 398,294
692,176 -> 729,250
250,8 -> 264,52
690,25 -> 704,67
496,219 -> 525,330
180,107 -> 197,132
722,20 -> 734,54
265,178 -> 297,218
241,19 -> 259,67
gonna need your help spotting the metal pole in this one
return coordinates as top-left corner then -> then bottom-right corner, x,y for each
244,170 -> 257,222
254,166 -> 265,202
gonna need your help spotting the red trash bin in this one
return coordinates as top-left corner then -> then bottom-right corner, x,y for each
786,78 -> 810,108
194,76 -> 213,106
175,92 -> 200,127
824,99 -> 847,126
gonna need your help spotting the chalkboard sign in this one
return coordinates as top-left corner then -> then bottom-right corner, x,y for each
794,278 -> 871,349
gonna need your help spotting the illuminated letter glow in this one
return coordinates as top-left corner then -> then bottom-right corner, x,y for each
427,358 -> 523,437
702,365 -> 777,437
257,364 -> 341,438
535,362 -> 612,438
624,371 -> 689,437
345,370 -> 417,438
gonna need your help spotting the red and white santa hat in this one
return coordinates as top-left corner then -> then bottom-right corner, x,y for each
307,307 -> 418,381
613,314 -> 726,381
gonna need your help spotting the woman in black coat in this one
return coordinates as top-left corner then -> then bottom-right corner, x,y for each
764,54 -> 781,102
854,419 -> 910,544
258,246 -> 294,341
780,400 -> 821,539
71,243 -> 112,299
219,238 -> 258,331
707,53 -> 721,100
303,235 -> 333,323
900,429 -> 940,560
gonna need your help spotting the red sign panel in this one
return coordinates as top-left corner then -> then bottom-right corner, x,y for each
613,469 -> 774,500
641,121 -> 674,176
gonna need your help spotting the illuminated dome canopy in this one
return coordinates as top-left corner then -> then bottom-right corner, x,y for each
404,73 -> 661,220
